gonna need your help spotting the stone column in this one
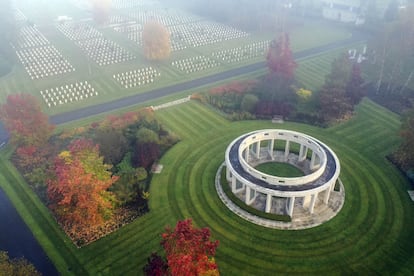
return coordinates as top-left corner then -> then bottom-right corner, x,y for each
268,139 -> 275,159
231,177 -> 237,193
245,187 -> 256,205
250,189 -> 256,204
226,166 -> 231,181
284,140 -> 290,160
256,141 -> 261,159
288,197 -> 295,217
245,186 -> 251,205
299,145 -> 308,162
309,193 -> 317,214
310,152 -> 317,170
265,194 -> 272,213
245,148 -> 249,163
323,188 -> 330,204
302,194 -> 311,208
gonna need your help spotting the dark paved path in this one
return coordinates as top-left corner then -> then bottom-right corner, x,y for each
0,30 -> 366,143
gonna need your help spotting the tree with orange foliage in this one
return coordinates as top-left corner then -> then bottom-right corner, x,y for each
142,21 -> 171,61
90,0 -> 112,25
0,94 -> 54,147
160,219 -> 219,276
47,138 -> 118,233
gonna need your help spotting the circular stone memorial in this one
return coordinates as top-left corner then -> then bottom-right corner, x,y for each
217,129 -> 345,230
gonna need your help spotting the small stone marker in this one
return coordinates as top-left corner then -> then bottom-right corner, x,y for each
408,191 -> 414,202
151,164 -> 164,174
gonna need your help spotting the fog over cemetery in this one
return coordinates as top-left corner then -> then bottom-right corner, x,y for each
0,0 -> 414,275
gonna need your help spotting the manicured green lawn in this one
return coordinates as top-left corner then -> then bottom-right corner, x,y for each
1,98 -> 413,275
254,162 -> 304,177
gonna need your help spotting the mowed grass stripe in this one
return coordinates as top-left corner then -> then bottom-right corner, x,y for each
156,109 -> 200,140
165,103 -> 222,134
82,213 -> 171,273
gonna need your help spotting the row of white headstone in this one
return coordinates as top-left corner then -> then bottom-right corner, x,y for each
192,21 -> 249,41
212,40 -> 270,63
76,37 -> 136,66
113,67 -> 161,88
128,8 -> 202,25
40,81 -> 98,107
14,8 -> 26,22
167,21 -> 249,48
172,56 -> 219,74
57,22 -> 102,41
16,45 -> 75,79
14,25 -> 49,49
114,23 -> 143,34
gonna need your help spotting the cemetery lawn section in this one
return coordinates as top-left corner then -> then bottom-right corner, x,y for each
1,98 -> 414,274
0,13 -> 352,115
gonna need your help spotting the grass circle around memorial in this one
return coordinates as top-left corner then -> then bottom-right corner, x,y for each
254,162 -> 305,177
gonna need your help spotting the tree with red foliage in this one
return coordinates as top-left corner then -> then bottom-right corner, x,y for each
133,127 -> 160,169
161,219 -> 219,276
47,139 -> 118,233
143,253 -> 169,276
0,94 -> 54,147
266,32 -> 297,80
134,142 -> 160,170
346,63 -> 365,105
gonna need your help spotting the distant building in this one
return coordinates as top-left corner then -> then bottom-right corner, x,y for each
322,0 -> 364,24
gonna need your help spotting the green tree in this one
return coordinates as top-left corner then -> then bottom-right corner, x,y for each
136,127 -> 159,144
94,128 -> 128,165
318,54 -> 353,121
394,108 -> 414,169
0,251 -> 41,276
240,94 -> 259,113
112,153 -> 148,205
